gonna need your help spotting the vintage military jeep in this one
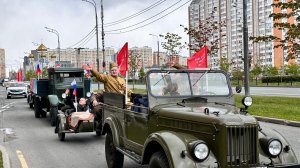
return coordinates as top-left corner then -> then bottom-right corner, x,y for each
101,69 -> 299,168
27,68 -> 91,126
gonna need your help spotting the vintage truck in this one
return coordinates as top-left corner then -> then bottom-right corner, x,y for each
100,69 -> 299,168
27,68 -> 91,126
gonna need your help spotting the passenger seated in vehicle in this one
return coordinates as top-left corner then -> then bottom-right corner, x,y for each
162,83 -> 180,96
131,94 -> 148,112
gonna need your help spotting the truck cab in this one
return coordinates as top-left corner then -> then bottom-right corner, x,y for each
101,69 -> 299,168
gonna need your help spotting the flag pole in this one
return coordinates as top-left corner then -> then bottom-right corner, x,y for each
125,71 -> 128,104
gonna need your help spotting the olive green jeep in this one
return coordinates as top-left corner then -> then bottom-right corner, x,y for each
101,69 -> 299,168
27,67 -> 91,126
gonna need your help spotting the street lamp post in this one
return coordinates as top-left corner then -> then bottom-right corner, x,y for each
83,0 -> 100,90
149,34 -> 160,66
242,0 -> 250,97
45,27 -> 61,62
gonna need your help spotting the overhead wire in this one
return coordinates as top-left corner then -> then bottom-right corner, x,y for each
105,0 -> 191,34
67,27 -> 96,48
104,0 -> 167,27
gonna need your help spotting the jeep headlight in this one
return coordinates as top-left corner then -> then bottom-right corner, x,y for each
268,139 -> 282,157
62,93 -> 66,99
86,92 -> 91,98
242,96 -> 252,107
192,142 -> 209,162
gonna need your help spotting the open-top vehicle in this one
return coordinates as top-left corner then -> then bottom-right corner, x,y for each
54,93 -> 103,141
99,69 -> 299,168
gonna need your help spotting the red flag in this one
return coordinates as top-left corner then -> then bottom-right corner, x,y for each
187,46 -> 208,69
36,64 -> 41,74
117,42 -> 128,76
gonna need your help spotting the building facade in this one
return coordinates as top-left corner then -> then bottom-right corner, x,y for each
188,0 -> 297,72
0,48 -> 5,78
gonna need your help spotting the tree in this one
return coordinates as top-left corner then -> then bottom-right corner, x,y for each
251,0 -> 300,61
263,65 -> 279,76
159,33 -> 184,57
219,57 -> 231,72
285,63 -> 300,76
139,67 -> 145,82
250,65 -> 262,78
25,69 -> 37,81
181,8 -> 226,56
128,50 -> 142,80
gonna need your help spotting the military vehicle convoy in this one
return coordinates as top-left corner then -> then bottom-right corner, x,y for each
99,69 -> 299,168
27,68 -> 91,126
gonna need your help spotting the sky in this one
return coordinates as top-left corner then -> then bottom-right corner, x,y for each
0,0 -> 191,71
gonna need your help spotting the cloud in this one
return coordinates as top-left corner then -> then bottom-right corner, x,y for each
0,0 -> 190,69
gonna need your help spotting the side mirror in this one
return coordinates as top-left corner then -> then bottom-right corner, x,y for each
236,85 -> 242,93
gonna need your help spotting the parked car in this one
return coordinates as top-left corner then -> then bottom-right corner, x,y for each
6,82 -> 27,99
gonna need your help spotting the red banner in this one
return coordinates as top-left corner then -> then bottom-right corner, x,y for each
117,42 -> 128,76
187,46 -> 208,69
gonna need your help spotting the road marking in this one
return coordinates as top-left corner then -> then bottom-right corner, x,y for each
16,150 -> 29,168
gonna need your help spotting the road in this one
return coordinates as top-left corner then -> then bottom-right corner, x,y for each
0,86 -> 299,168
92,83 -> 300,97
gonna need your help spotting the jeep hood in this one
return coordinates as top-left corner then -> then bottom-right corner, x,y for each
156,104 -> 257,126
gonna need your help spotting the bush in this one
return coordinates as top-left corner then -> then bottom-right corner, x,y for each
261,75 -> 300,83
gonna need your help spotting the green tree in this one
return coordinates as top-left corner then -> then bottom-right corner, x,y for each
251,0 -> 300,61
159,33 -> 184,56
250,65 -> 262,78
25,69 -> 37,81
285,63 -> 300,76
128,50 -> 142,80
263,66 -> 279,76
219,57 -> 230,72
180,8 -> 226,56
139,67 -> 145,81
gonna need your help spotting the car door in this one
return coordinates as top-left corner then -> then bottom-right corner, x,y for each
124,107 -> 149,155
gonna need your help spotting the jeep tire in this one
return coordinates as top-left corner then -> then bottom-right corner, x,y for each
50,106 -> 58,126
58,119 -> 65,141
105,132 -> 124,168
149,151 -> 169,168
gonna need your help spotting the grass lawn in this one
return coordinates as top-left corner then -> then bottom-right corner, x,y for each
0,151 -> 3,168
235,95 -> 300,122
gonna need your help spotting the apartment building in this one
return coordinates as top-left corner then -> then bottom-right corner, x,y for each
189,0 -> 297,71
129,46 -> 153,68
0,48 -> 5,78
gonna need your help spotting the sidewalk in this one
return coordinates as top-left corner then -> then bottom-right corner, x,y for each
255,116 -> 300,127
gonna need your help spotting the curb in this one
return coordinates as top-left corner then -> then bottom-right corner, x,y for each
255,116 -> 300,127
0,145 -> 10,168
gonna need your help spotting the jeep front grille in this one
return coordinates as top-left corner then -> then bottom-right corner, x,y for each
226,125 -> 258,167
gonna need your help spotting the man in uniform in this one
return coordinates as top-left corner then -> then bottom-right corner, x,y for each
87,62 -> 132,118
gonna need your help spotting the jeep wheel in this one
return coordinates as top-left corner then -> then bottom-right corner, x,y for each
105,132 -> 124,168
149,151 -> 169,168
58,120 -> 65,141
41,111 -> 47,118
34,98 -> 41,118
6,95 -> 10,99
50,106 -> 58,126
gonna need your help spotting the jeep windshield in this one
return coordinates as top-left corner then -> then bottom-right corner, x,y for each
149,70 -> 230,97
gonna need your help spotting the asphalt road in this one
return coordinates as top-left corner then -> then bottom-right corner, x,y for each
92,83 -> 300,97
0,86 -> 299,168
0,87 -> 142,168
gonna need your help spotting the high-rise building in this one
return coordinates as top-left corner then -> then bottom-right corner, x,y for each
0,48 -> 5,78
129,46 -> 153,68
188,0 -> 297,71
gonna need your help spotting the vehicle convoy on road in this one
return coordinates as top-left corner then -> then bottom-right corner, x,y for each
27,68 -> 91,126
99,69 -> 299,168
